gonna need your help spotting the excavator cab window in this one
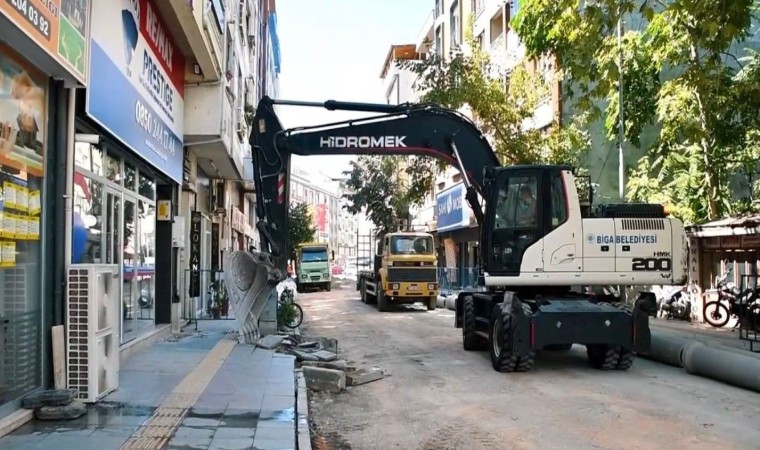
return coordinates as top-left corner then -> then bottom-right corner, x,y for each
488,169 -> 543,274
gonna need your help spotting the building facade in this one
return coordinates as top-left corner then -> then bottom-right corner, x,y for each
0,0 -> 88,421
289,167 -> 342,256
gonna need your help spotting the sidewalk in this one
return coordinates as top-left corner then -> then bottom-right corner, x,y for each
651,318 -> 760,356
0,321 -> 298,450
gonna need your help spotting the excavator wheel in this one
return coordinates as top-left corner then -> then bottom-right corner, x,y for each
586,302 -> 634,370
488,303 -> 535,372
462,296 -> 485,351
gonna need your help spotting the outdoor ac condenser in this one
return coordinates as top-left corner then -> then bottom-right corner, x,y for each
66,264 -> 120,403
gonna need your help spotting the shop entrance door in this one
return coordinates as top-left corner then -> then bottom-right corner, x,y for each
103,188 -> 128,344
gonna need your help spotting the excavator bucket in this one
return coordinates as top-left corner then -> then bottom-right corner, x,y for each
223,250 -> 285,343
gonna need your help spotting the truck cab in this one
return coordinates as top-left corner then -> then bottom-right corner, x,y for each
358,231 -> 440,311
295,243 -> 334,292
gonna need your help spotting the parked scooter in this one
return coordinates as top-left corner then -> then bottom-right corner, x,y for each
658,285 -> 691,321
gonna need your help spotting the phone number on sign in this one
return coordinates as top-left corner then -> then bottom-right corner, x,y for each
5,0 -> 52,40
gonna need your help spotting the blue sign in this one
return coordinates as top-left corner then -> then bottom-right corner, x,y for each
436,183 -> 470,232
86,0 -> 185,184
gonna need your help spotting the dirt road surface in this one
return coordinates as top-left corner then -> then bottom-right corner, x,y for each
299,281 -> 760,450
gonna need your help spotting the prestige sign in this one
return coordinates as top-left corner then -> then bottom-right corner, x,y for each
436,182 -> 471,233
1,0 -> 91,82
189,211 -> 201,297
86,0 -> 185,183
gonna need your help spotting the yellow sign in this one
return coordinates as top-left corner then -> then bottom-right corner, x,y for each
157,200 -> 171,221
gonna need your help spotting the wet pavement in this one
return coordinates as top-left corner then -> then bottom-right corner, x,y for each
0,322 -> 297,450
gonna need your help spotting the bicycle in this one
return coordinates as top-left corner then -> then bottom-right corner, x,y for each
278,286 -> 303,329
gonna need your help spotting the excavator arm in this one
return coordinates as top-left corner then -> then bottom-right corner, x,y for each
250,96 -> 501,273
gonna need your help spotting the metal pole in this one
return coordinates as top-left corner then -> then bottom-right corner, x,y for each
617,12 -> 626,200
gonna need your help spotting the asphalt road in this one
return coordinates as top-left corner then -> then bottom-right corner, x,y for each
299,281 -> 760,450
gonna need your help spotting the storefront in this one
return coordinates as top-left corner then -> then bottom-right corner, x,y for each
0,1 -> 90,420
435,182 -> 480,289
686,216 -> 760,323
71,0 -> 185,345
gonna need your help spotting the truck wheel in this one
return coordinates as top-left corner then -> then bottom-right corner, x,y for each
377,288 -> 389,312
360,281 -> 367,303
326,282 -> 332,292
427,296 -> 437,311
488,303 -> 534,372
462,296 -> 483,351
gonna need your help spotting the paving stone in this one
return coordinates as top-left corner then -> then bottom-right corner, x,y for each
291,349 -> 319,361
212,426 -> 256,439
346,367 -> 385,386
302,366 -> 346,393
256,335 -> 285,349
252,438 -> 296,450
209,436 -> 255,450
300,360 -> 349,371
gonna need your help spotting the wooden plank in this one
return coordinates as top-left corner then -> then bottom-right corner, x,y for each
51,325 -> 65,390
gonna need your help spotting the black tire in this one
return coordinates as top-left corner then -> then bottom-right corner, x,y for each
427,296 -> 437,311
585,302 -> 634,370
704,301 -> 730,327
488,303 -> 534,372
360,280 -> 367,303
283,303 -> 304,329
326,282 -> 332,292
462,296 -> 482,351
377,288 -> 389,312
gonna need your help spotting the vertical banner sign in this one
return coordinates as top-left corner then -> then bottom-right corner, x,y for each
0,0 -> 91,82
189,211 -> 201,297
86,0 -> 185,183
211,222 -> 220,271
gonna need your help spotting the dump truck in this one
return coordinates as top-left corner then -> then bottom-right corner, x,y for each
295,242 -> 333,292
356,230 -> 439,311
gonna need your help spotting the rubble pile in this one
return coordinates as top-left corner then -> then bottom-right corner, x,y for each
256,333 -> 386,393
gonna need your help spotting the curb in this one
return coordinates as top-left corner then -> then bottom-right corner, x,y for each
295,369 -> 312,450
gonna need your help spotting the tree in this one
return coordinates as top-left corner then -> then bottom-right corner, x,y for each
513,0 -> 760,223
399,15 -> 591,168
287,202 -> 316,260
342,155 -> 437,236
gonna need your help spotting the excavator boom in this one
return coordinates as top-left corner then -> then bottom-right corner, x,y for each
250,96 -> 500,272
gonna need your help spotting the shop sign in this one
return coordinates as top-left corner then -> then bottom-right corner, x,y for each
157,199 -> 171,221
86,0 -> 185,183
211,222 -> 219,270
0,0 -> 90,83
436,182 -> 471,233
189,211 -> 201,297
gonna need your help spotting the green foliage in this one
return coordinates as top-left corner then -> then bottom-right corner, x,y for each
398,15 -> 591,168
287,202 -> 316,260
342,155 -> 437,236
513,0 -> 760,223
277,300 -> 298,328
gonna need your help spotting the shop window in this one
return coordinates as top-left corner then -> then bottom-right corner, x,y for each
124,162 -> 136,191
74,142 -> 103,175
138,172 -> 155,200
71,173 -> 103,263
105,153 -> 121,184
0,46 -> 46,405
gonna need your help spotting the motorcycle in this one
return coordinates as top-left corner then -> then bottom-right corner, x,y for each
704,270 -> 760,329
658,285 -> 691,321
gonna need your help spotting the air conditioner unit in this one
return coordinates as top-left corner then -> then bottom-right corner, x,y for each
66,265 -> 120,403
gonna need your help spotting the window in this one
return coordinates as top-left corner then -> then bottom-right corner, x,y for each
390,236 -> 434,255
550,172 -> 567,229
435,0 -> 442,17
494,176 -> 537,229
510,0 -> 520,18
450,1 -> 461,48
489,173 -> 540,273
434,26 -> 443,56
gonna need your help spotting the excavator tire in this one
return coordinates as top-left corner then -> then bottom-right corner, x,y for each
462,296 -> 484,351
586,302 -> 634,370
489,303 -> 534,372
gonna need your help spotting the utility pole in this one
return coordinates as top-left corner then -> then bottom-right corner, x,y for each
617,10 -> 626,200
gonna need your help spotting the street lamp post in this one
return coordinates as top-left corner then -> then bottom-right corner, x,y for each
617,11 -> 626,200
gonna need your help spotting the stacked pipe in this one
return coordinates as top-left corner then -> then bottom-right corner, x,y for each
639,331 -> 760,393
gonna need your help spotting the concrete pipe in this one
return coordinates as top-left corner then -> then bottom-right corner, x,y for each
639,333 -> 689,367
681,341 -> 760,393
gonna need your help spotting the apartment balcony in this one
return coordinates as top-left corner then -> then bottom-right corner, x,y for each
153,0 -> 223,81
184,82 -> 249,181
489,33 -> 506,73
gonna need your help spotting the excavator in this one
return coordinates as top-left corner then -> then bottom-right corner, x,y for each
244,96 -> 688,372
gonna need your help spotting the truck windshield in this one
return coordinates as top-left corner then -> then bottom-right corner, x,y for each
301,248 -> 328,262
390,236 -> 434,255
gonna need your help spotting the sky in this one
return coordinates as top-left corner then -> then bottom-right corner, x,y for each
274,0 -> 434,180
